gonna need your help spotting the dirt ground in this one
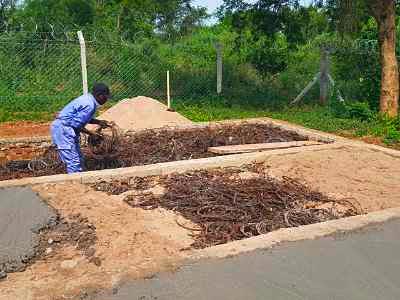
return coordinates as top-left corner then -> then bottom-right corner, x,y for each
0,122 -> 50,139
1,144 -> 400,299
0,183 -> 194,300
264,145 -> 400,212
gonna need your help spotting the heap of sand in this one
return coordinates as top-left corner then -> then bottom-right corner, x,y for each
98,96 -> 192,131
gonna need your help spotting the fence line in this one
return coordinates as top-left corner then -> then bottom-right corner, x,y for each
0,29 -> 385,120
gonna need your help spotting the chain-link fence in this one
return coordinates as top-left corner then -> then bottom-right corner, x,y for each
0,35 -> 81,113
85,41 -> 168,101
0,29 -> 386,121
0,30 -> 225,120
0,32 -> 171,116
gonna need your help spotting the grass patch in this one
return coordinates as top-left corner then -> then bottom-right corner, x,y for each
174,98 -> 400,148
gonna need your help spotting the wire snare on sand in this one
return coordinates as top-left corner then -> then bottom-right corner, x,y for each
95,166 -> 362,249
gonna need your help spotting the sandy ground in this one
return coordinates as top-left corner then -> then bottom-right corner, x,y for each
0,183 -> 194,300
264,145 -> 400,212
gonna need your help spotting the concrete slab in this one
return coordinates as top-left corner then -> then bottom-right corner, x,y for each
208,141 -> 322,154
0,187 -> 57,274
94,218 -> 400,300
0,143 -> 342,187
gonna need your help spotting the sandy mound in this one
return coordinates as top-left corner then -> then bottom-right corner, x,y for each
98,96 -> 192,131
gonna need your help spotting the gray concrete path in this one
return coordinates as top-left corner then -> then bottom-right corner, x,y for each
96,219 -> 400,300
0,187 -> 56,274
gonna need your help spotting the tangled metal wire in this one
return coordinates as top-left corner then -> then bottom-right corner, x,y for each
27,146 -> 61,172
116,166 -> 362,249
85,124 -> 122,158
2,146 -> 65,179
0,124 -> 123,180
1,123 -> 308,181
116,123 -> 308,167
81,123 -> 124,170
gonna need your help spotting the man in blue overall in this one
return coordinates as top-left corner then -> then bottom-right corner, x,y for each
51,83 -> 112,174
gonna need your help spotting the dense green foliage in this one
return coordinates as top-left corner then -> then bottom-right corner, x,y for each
174,98 -> 400,146
0,0 -> 399,146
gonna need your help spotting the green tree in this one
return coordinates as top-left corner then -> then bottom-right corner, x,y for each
17,0 -> 95,30
13,0 -> 207,39
326,0 -> 398,117
218,1 -> 328,74
0,0 -> 17,26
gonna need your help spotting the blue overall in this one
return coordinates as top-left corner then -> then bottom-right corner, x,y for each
51,94 -> 99,174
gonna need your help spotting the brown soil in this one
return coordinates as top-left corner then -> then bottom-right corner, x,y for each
38,213 -> 98,263
263,146 -> 400,212
0,122 -> 50,139
0,123 -> 308,181
0,145 -> 46,163
0,183 -> 192,300
358,136 -> 400,150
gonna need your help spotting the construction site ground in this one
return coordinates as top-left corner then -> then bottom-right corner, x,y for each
93,218 -> 400,300
1,116 -> 400,300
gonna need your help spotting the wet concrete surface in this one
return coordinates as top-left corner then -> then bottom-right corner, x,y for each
0,187 -> 57,274
95,219 -> 400,300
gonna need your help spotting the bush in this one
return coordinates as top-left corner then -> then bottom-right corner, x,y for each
346,102 -> 374,121
330,100 -> 374,121
384,128 -> 400,144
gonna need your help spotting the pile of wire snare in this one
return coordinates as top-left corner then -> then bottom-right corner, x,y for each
115,123 -> 308,166
0,146 -> 65,180
0,123 -> 308,181
83,124 -> 123,170
0,124 -> 122,180
97,166 -> 362,249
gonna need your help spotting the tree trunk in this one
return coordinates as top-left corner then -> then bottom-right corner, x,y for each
369,0 -> 399,117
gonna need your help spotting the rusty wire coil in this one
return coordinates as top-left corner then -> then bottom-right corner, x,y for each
86,123 -> 122,159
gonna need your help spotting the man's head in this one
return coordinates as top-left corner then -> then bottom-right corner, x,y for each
92,83 -> 111,105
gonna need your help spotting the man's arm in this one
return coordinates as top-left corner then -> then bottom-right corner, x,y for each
89,118 -> 109,127
81,127 -> 96,136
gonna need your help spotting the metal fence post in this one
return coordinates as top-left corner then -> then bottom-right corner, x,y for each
77,31 -> 88,95
319,47 -> 329,105
167,70 -> 171,109
216,42 -> 223,95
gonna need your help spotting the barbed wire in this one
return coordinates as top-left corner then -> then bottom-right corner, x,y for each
0,21 -> 208,45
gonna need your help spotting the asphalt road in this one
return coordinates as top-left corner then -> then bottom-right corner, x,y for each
95,218 -> 400,300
